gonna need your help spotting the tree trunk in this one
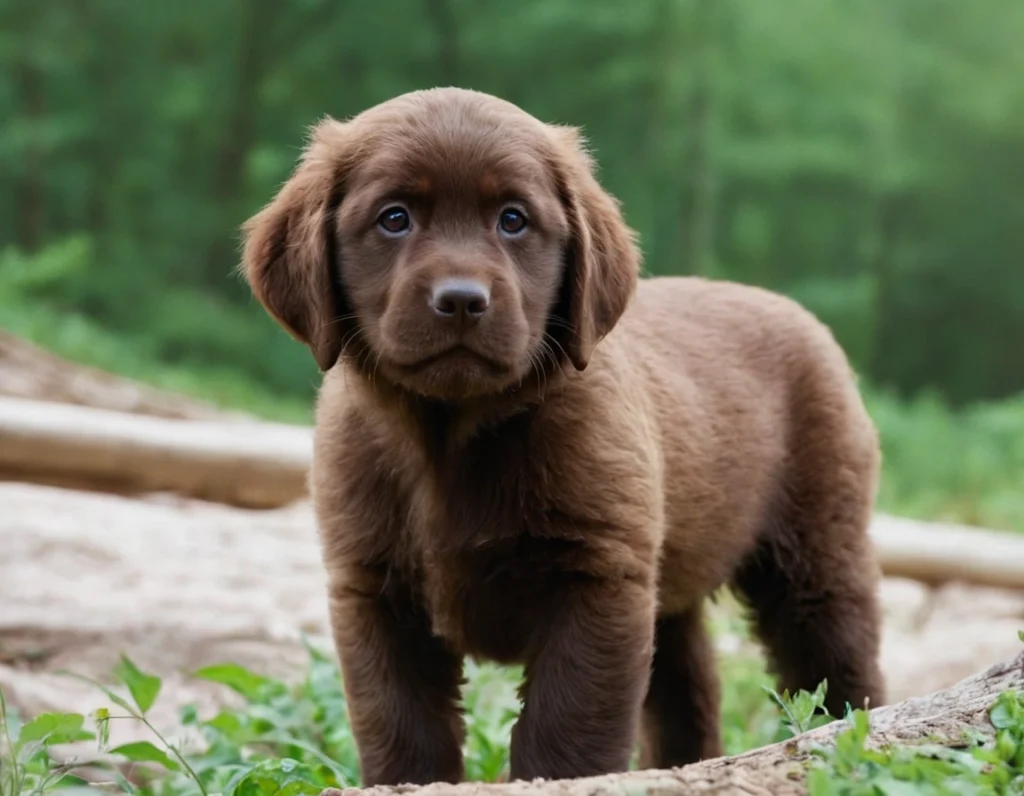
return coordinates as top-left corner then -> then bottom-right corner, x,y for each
322,652 -> 1024,796
202,0 -> 277,287
14,57 -> 46,252
680,0 -> 718,277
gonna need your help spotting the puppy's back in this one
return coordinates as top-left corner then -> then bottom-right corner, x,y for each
604,277 -> 877,604
618,276 -> 865,419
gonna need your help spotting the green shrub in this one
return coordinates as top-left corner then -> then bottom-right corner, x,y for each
867,387 -> 1024,532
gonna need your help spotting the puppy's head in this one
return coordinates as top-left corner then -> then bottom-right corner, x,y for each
241,88 -> 639,401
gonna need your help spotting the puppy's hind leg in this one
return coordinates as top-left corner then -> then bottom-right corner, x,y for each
733,427 -> 886,719
638,607 -> 723,769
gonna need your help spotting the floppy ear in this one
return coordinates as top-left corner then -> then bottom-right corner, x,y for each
240,118 -> 355,372
548,126 -> 641,371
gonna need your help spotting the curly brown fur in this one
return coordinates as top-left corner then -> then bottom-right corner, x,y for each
241,87 -> 885,786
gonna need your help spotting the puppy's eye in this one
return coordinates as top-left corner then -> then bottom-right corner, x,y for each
498,208 -> 527,236
378,206 -> 411,236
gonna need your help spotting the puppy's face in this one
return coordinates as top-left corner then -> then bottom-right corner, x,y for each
242,88 -> 639,402
336,107 -> 571,399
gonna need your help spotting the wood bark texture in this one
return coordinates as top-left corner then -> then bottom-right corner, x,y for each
0,395 -> 311,508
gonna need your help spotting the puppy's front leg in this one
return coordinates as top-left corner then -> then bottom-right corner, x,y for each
329,577 -> 465,786
510,578 -> 655,781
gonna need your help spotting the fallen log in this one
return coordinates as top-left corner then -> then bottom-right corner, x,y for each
323,651 -> 1024,796
0,394 -> 312,508
1,395 -> 1024,588
872,514 -> 1024,589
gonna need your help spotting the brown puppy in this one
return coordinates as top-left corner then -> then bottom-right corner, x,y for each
241,87 -> 885,786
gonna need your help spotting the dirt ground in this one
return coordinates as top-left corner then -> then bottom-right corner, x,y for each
1,332 -> 1022,746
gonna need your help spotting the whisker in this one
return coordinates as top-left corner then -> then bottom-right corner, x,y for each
318,312 -> 361,332
338,326 -> 363,359
545,316 -> 578,334
371,349 -> 383,388
543,332 -> 570,364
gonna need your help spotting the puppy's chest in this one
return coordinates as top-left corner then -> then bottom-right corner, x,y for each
420,537 -> 570,663
407,462 -> 580,663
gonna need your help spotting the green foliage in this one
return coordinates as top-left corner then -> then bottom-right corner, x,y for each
0,644 -> 525,795
706,597 -> 787,755
806,691 -> 1024,795
867,388 -> 1024,531
1,0 -> 1023,534
764,680 -> 836,740
114,656 -> 162,716
0,641 -> 779,795
0,243 -> 314,424
5,635 -> 1024,794
719,652 -> 784,755
460,660 -> 521,781
0,0 -> 1022,405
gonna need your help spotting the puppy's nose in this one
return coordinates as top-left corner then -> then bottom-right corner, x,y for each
430,279 -> 491,321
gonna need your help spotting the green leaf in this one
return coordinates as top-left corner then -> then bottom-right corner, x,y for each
805,767 -> 836,796
109,740 -> 180,771
223,762 -> 259,795
996,728 -> 1018,761
228,758 -> 327,796
261,731 -> 353,785
18,712 -> 86,746
989,692 -> 1020,730
113,655 -> 162,714
852,708 -> 871,740
50,773 -> 91,789
873,777 -> 931,796
67,674 -> 136,716
204,710 -> 246,737
193,663 -> 279,701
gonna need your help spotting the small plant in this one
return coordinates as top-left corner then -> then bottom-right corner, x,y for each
461,660 -> 521,781
0,643 -> 524,795
0,688 -> 96,795
0,646 -> 358,795
803,630 -> 1024,793
806,689 -> 1024,794
763,679 -> 835,740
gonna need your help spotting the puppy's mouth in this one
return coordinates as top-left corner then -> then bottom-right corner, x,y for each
391,345 -> 511,376
379,344 -> 527,400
